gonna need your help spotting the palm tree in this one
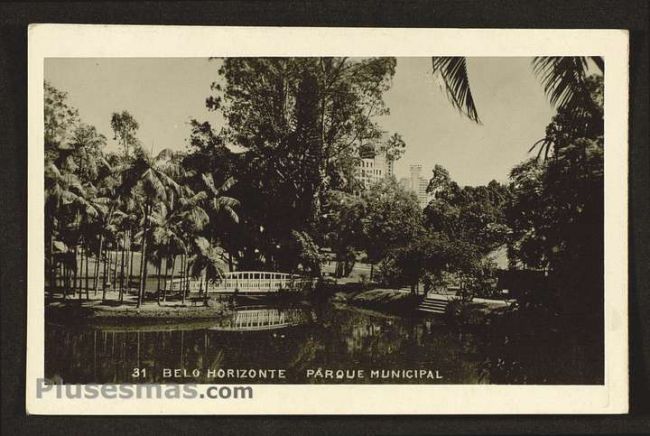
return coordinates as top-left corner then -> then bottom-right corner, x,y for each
174,188 -> 210,305
45,163 -> 102,298
86,187 -> 126,300
188,237 -> 225,306
44,162 -> 86,294
75,183 -> 106,300
117,196 -> 140,295
150,202 -> 186,303
201,173 -> 240,269
201,174 -> 239,224
119,149 -> 183,307
431,56 -> 604,127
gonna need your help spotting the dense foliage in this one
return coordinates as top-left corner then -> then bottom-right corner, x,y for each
44,59 -> 605,329
201,57 -> 401,272
506,75 -> 604,313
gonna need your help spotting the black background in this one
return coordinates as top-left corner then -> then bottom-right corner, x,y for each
1,1 -> 648,434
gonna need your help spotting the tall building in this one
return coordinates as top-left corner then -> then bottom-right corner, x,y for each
355,152 -> 390,190
407,164 -> 430,208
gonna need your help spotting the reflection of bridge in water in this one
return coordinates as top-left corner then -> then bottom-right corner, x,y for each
211,307 -> 311,332
166,271 -> 318,295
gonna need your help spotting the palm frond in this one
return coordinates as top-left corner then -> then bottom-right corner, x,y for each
431,57 -> 480,123
201,173 -> 236,196
201,173 -> 217,194
528,138 -> 553,161
212,195 -> 240,210
219,176 -> 237,193
155,169 -> 183,198
221,205 -> 240,224
532,56 -> 590,112
182,191 -> 208,207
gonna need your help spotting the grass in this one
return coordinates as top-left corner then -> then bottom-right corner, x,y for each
45,291 -> 229,326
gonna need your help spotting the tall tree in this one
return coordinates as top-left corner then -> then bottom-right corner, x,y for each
111,111 -> 141,158
203,57 -> 398,269
45,81 -> 79,163
424,165 -> 511,256
119,148 -> 183,307
321,190 -> 366,277
360,178 -> 425,278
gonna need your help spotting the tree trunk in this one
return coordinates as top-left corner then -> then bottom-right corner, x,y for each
94,234 -> 103,295
86,251 -> 90,299
119,243 -> 126,303
106,249 -> 111,290
85,246 -> 90,300
74,246 -> 80,300
156,260 -> 162,292
156,260 -> 162,305
179,255 -> 184,299
48,230 -> 56,294
78,245 -> 84,298
81,246 -> 86,297
124,230 -> 130,290
68,258 -> 72,298
137,204 -> 151,308
62,262 -> 67,299
112,246 -> 118,288
107,247 -> 112,286
166,256 -> 176,302
67,259 -> 70,297
64,262 -> 69,298
202,273 -> 209,306
119,244 -> 126,293
181,253 -> 187,305
128,232 -> 135,289
161,257 -> 169,303
101,246 -> 109,302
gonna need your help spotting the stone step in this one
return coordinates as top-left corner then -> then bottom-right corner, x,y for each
420,300 -> 448,307
418,298 -> 449,314
417,306 -> 446,314
418,302 -> 446,308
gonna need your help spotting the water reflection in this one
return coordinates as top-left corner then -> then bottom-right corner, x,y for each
211,306 -> 313,332
45,302 -> 483,384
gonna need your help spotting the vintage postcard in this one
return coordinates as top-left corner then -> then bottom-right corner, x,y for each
26,25 -> 629,414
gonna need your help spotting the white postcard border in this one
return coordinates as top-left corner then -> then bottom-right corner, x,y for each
26,25 -> 629,415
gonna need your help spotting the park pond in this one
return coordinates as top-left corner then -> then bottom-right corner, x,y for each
45,299 -> 487,384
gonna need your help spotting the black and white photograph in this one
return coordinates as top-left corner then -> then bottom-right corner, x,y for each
24,25 -> 630,415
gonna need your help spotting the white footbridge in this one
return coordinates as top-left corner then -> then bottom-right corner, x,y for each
165,271 -> 317,295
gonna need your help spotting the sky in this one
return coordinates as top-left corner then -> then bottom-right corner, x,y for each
44,57 -> 555,186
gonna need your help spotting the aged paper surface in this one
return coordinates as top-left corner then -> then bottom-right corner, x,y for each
27,25 -> 628,414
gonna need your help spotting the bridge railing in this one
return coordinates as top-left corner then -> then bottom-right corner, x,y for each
163,271 -> 317,294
